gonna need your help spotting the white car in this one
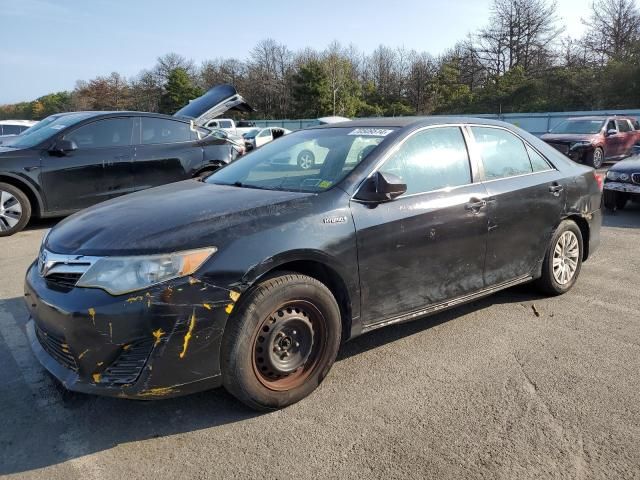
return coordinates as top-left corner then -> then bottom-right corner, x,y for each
0,120 -> 37,142
243,127 -> 290,150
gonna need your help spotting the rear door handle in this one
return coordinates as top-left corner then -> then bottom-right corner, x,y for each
465,198 -> 487,212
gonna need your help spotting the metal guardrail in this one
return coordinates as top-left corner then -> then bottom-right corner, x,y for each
253,109 -> 640,136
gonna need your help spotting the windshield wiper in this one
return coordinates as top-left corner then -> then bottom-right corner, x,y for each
214,181 -> 274,191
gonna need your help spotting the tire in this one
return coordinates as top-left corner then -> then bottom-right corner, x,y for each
297,150 -> 315,170
0,182 -> 31,237
586,147 -> 604,169
603,190 -> 628,210
221,273 -> 341,411
535,220 -> 583,296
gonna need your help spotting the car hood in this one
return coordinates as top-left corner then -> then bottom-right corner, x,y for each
608,155 -> 640,173
173,84 -> 254,127
541,133 -> 597,143
46,180 -> 314,256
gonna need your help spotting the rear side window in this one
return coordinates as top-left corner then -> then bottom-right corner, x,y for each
2,125 -> 22,135
471,127 -> 532,180
141,118 -> 191,144
617,120 -> 632,133
64,118 -> 133,149
633,120 -> 640,130
219,120 -> 233,129
526,145 -> 552,172
380,126 -> 472,195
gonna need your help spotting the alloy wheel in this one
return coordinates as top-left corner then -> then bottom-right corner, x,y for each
0,190 -> 23,232
552,231 -> 580,285
298,153 -> 314,170
593,148 -> 603,169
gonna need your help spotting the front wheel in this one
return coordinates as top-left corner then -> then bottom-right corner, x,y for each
0,182 -> 31,237
221,273 -> 341,411
535,220 -> 583,296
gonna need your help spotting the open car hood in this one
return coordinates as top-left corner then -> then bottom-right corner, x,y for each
173,84 -> 254,126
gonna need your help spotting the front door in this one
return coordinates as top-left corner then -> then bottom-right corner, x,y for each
351,126 -> 489,325
469,126 -> 566,286
41,117 -> 134,212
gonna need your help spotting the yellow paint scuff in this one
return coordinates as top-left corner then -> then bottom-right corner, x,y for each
188,277 -> 201,285
179,311 -> 196,359
146,292 -> 152,308
202,303 -> 212,310
78,349 -> 89,360
122,344 -> 131,351
229,290 -> 240,302
225,304 -> 234,314
126,295 -> 144,303
92,373 -> 101,383
137,386 -> 175,397
88,308 -> 96,325
108,322 -> 113,341
97,362 -> 104,366
152,328 -> 165,347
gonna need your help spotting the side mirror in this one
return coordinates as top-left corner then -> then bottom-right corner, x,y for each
354,171 -> 407,203
606,129 -> 618,137
50,139 -> 77,154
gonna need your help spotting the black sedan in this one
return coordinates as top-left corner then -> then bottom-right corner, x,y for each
0,85 -> 251,236
25,117 -> 602,410
603,154 -> 640,210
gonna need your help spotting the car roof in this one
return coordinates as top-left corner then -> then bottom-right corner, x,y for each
309,116 -> 522,130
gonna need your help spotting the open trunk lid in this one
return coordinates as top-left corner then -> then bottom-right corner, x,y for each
173,84 -> 254,126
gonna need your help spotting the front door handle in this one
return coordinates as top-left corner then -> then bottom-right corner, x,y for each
549,184 -> 564,196
465,198 -> 487,213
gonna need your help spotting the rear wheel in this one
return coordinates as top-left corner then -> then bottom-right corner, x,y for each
221,273 -> 341,411
0,183 -> 31,237
535,220 -> 583,296
586,147 -> 604,169
603,190 -> 628,210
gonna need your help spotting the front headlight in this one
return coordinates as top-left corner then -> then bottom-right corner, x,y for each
570,141 -> 591,149
619,173 -> 630,181
76,247 -> 216,295
606,171 -> 620,181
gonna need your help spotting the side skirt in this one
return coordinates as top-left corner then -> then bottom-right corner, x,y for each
361,275 -> 533,334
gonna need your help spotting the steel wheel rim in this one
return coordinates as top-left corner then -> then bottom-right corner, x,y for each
552,231 -> 579,285
0,190 -> 22,231
593,149 -> 603,168
299,154 -> 313,169
252,300 -> 326,391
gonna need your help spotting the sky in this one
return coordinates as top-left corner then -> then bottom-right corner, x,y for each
0,0 -> 592,104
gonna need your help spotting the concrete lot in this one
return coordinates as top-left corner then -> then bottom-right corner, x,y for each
1,205 -> 639,480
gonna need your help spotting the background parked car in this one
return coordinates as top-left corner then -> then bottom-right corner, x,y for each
243,127 -> 290,151
0,120 -> 37,143
0,85 -> 253,236
203,119 -> 257,137
603,155 -> 640,210
541,116 -> 638,168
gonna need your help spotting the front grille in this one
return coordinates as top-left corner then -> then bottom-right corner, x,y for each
101,338 -> 154,385
632,173 -> 640,185
45,272 -> 83,289
35,325 -> 78,372
548,142 -> 569,155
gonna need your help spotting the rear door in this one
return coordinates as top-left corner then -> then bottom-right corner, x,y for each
254,128 -> 274,148
42,117 -> 134,212
132,117 -> 204,191
351,126 -> 489,324
616,119 -> 635,157
469,126 -> 565,286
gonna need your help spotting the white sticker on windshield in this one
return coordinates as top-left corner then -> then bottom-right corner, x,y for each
348,128 -> 393,137
50,125 -> 66,130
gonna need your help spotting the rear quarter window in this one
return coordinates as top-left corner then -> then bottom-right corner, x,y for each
471,127 -> 533,180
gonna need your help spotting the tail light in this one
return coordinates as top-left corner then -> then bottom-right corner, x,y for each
593,171 -> 604,191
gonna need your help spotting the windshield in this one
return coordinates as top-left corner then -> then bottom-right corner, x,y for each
9,113 -> 96,148
551,119 -> 605,135
243,129 -> 260,139
206,127 -> 393,193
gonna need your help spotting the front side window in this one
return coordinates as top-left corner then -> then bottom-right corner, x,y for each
380,127 -> 472,195
607,120 -> 617,133
64,118 -> 133,149
257,129 -> 272,138
207,127 -> 390,193
471,127 -> 533,180
141,118 -> 191,144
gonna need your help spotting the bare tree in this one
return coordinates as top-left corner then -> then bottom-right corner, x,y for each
582,0 -> 640,62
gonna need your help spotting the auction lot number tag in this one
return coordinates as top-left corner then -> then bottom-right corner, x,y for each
348,128 -> 393,136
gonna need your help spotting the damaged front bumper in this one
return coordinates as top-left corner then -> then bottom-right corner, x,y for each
24,262 -> 239,399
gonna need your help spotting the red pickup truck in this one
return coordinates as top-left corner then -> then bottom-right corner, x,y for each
541,116 -> 640,168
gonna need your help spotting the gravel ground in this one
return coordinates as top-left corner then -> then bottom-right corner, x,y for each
0,203 -> 639,480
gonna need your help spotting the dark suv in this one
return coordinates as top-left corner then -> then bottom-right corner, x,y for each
541,116 -> 639,168
25,117 -> 602,410
0,85 -> 252,236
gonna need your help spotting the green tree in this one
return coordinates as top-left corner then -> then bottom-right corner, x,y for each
292,60 -> 331,117
159,68 -> 203,115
